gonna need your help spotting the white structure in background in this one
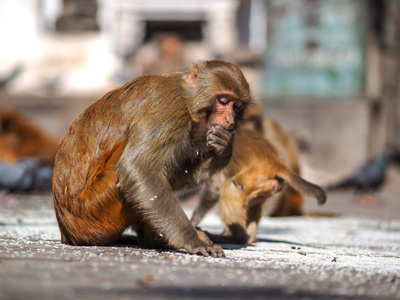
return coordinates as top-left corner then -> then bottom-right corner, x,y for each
249,0 -> 267,54
98,0 -> 239,57
0,0 -> 116,96
0,0 -> 241,96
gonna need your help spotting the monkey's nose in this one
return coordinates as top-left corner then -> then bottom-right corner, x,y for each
225,116 -> 234,130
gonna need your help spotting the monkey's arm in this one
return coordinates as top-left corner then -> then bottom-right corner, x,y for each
116,148 -> 224,257
171,124 -> 234,191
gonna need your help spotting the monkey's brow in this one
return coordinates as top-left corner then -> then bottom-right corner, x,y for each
216,91 -> 241,99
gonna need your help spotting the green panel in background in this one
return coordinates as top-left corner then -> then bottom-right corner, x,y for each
263,0 -> 365,100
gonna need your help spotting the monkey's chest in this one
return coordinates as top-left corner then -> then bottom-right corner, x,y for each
169,168 -> 201,191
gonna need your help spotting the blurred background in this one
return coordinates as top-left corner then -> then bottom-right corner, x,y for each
0,0 -> 399,186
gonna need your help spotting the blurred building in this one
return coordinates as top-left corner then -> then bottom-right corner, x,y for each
261,0 -> 400,182
0,0 -> 399,182
0,0 -> 266,95
263,1 -> 365,99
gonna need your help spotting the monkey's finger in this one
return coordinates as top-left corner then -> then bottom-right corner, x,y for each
209,124 -> 234,139
207,129 -> 233,150
195,247 -> 211,257
206,138 -> 230,155
208,245 -> 225,258
207,135 -> 227,148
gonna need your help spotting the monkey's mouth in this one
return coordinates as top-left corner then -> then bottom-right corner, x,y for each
211,123 -> 236,133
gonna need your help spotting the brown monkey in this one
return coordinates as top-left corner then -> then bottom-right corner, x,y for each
52,60 -> 251,257
241,101 -> 304,216
0,106 -> 59,163
190,130 -> 326,245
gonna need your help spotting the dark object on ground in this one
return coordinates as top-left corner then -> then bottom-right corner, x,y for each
0,65 -> 23,92
0,158 -> 53,193
326,148 -> 393,194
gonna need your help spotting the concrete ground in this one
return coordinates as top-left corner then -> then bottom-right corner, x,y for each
0,165 -> 399,300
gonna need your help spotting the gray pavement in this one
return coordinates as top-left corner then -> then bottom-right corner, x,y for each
1,167 -> 400,300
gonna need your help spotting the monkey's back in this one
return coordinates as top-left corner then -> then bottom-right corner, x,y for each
228,130 -> 285,177
52,74 -> 192,245
52,86 -> 134,245
53,73 -> 188,198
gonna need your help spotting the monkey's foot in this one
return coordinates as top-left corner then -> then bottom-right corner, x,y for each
188,245 -> 225,258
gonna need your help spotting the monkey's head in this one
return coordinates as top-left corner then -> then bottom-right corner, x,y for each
184,61 -> 252,131
240,100 -> 264,134
0,107 -> 58,164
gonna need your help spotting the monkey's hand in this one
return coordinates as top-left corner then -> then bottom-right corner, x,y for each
207,124 -> 234,164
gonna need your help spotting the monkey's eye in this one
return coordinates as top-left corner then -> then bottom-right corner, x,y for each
217,95 -> 230,105
234,101 -> 244,110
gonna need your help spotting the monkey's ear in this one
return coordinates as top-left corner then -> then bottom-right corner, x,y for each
185,73 -> 198,88
185,61 -> 204,88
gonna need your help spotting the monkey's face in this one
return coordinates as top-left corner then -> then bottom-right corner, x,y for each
210,93 -> 246,131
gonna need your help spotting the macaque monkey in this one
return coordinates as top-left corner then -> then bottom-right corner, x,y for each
190,130 -> 326,245
0,106 -> 58,163
52,61 -> 251,257
241,101 -> 304,216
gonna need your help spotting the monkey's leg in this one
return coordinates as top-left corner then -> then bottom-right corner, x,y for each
53,141 -> 136,247
246,200 -> 264,244
271,185 -> 303,216
54,146 -> 131,246
190,176 -> 222,227
207,178 -> 249,245
117,168 -> 224,257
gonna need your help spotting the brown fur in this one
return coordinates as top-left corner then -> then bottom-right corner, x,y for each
241,101 -> 304,216
0,107 -> 59,163
52,61 -> 251,257
190,130 -> 326,245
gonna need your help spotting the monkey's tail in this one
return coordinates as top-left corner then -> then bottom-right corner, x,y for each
278,171 -> 327,206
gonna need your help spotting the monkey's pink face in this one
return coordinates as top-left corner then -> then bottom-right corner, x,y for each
211,93 -> 246,130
